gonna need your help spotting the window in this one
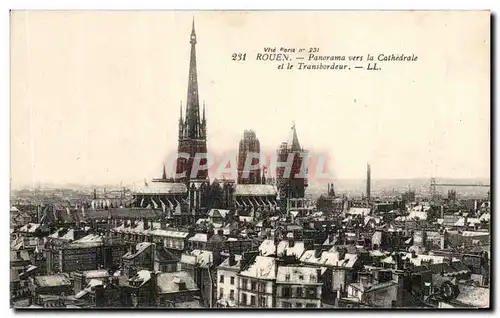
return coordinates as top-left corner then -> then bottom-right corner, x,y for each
230,290 -> 235,300
242,279 -> 248,289
285,274 -> 291,281
219,288 -> 224,299
306,288 -> 317,298
296,303 -> 303,308
241,293 -> 247,305
310,275 -> 316,282
230,277 -> 235,285
282,287 -> 292,297
296,287 -> 303,297
259,296 -> 267,307
250,295 -> 256,306
220,275 -> 224,283
306,303 -> 317,308
251,281 -> 257,291
299,274 -> 304,281
282,302 -> 292,308
259,282 -> 266,292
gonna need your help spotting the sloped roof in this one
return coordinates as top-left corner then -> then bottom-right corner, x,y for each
134,182 -> 187,195
180,250 -> 213,268
82,269 -> 110,279
300,250 -> 359,268
479,213 -> 490,222
129,270 -> 151,287
34,274 -> 71,288
11,250 -> 31,262
258,239 -> 305,258
454,285 -> 489,308
156,247 -> 180,263
218,254 -> 242,270
208,209 -> 230,218
49,228 -> 75,241
157,271 -> 198,294
240,256 -> 276,280
234,184 -> 277,196
347,208 -> 371,216
188,233 -> 208,242
18,223 -> 40,233
122,242 -> 152,260
276,266 -> 320,284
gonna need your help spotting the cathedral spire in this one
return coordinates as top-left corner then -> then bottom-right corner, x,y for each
179,101 -> 183,123
288,121 -> 301,151
202,101 -> 206,122
162,165 -> 167,180
184,17 -> 201,139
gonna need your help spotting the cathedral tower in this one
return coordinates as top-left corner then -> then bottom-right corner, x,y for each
176,19 -> 208,183
237,130 -> 262,184
276,122 -> 308,200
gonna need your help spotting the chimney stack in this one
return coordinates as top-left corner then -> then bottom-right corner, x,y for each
228,253 -> 236,267
314,246 -> 322,259
338,247 -> 346,261
94,285 -> 105,307
366,163 -> 371,201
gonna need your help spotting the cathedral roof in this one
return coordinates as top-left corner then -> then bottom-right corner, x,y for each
135,182 -> 187,195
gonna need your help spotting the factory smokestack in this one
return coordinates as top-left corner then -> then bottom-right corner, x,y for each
366,163 -> 371,201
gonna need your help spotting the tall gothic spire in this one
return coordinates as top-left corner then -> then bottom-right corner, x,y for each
288,121 -> 301,151
179,102 -> 183,123
184,17 -> 201,139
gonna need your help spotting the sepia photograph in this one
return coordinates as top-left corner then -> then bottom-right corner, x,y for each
9,10 -> 490,309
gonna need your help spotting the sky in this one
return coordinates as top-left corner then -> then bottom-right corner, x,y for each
10,11 -> 490,188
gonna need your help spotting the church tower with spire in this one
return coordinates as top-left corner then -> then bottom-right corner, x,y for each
176,19 -> 208,183
276,122 -> 308,201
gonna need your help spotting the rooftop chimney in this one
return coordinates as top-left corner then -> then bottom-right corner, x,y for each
338,247 -> 346,261
228,253 -> 236,267
314,246 -> 322,259
207,229 -> 214,241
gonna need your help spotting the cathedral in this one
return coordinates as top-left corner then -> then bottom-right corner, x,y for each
129,20 -> 308,223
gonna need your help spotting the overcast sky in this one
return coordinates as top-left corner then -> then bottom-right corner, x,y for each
10,11 -> 490,188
